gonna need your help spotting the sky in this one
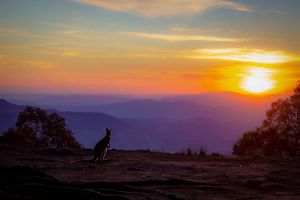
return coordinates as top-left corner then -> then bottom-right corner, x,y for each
0,0 -> 299,95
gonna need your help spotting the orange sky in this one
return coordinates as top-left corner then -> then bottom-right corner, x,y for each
0,0 -> 299,95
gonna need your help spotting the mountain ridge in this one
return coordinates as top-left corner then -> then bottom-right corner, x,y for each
0,97 -> 271,154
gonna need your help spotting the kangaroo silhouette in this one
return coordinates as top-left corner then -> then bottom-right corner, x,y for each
93,128 -> 111,162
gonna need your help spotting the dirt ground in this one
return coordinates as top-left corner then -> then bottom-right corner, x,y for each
0,146 -> 300,200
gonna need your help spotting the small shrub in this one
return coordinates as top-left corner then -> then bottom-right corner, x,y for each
186,148 -> 193,156
211,152 -> 222,157
199,147 -> 207,156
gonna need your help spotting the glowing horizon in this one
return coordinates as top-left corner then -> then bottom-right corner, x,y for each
0,0 -> 299,95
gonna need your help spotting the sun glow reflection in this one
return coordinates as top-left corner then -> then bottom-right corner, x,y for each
241,68 -> 275,93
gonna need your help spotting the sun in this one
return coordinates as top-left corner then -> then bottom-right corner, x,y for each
241,68 -> 275,94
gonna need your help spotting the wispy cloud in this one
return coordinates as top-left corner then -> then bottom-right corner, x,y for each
124,32 -> 244,42
21,60 -> 56,69
180,73 -> 205,80
170,26 -> 220,34
71,0 -> 251,17
0,42 -> 65,50
0,26 -> 37,38
0,27 -> 26,35
56,30 -> 81,35
54,28 -> 104,41
0,59 -> 55,71
62,51 -> 80,57
185,48 -> 299,63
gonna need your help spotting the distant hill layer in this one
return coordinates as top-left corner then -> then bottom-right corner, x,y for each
0,96 -> 274,154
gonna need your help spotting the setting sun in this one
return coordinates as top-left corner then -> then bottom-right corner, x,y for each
241,68 -> 275,94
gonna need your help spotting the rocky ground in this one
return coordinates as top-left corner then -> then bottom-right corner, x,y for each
0,146 -> 300,200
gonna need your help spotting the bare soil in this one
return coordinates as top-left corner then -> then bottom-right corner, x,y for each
0,146 -> 300,200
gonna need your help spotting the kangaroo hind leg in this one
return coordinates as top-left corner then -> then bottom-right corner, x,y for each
100,148 -> 107,161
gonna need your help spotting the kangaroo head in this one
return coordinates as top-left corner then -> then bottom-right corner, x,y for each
105,128 -> 112,137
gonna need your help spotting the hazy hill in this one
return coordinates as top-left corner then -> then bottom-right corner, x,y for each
55,92 -> 282,129
0,99 -> 247,153
72,99 -> 215,119
9,92 -> 281,122
4,94 -> 141,110
163,92 -> 282,105
0,99 -> 24,132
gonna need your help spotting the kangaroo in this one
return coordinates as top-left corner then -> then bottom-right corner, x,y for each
93,128 -> 111,162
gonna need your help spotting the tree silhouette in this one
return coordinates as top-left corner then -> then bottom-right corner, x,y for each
233,83 -> 300,157
15,106 -> 48,146
0,106 -> 81,149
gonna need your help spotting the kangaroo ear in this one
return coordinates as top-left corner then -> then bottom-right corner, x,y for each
110,129 -> 112,132
106,128 -> 109,132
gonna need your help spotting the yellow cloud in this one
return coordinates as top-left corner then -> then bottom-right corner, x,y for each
186,48 -> 299,63
22,61 -> 55,69
125,32 -> 244,42
56,30 -> 80,35
0,59 -> 55,70
71,0 -> 251,17
62,52 -> 79,57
